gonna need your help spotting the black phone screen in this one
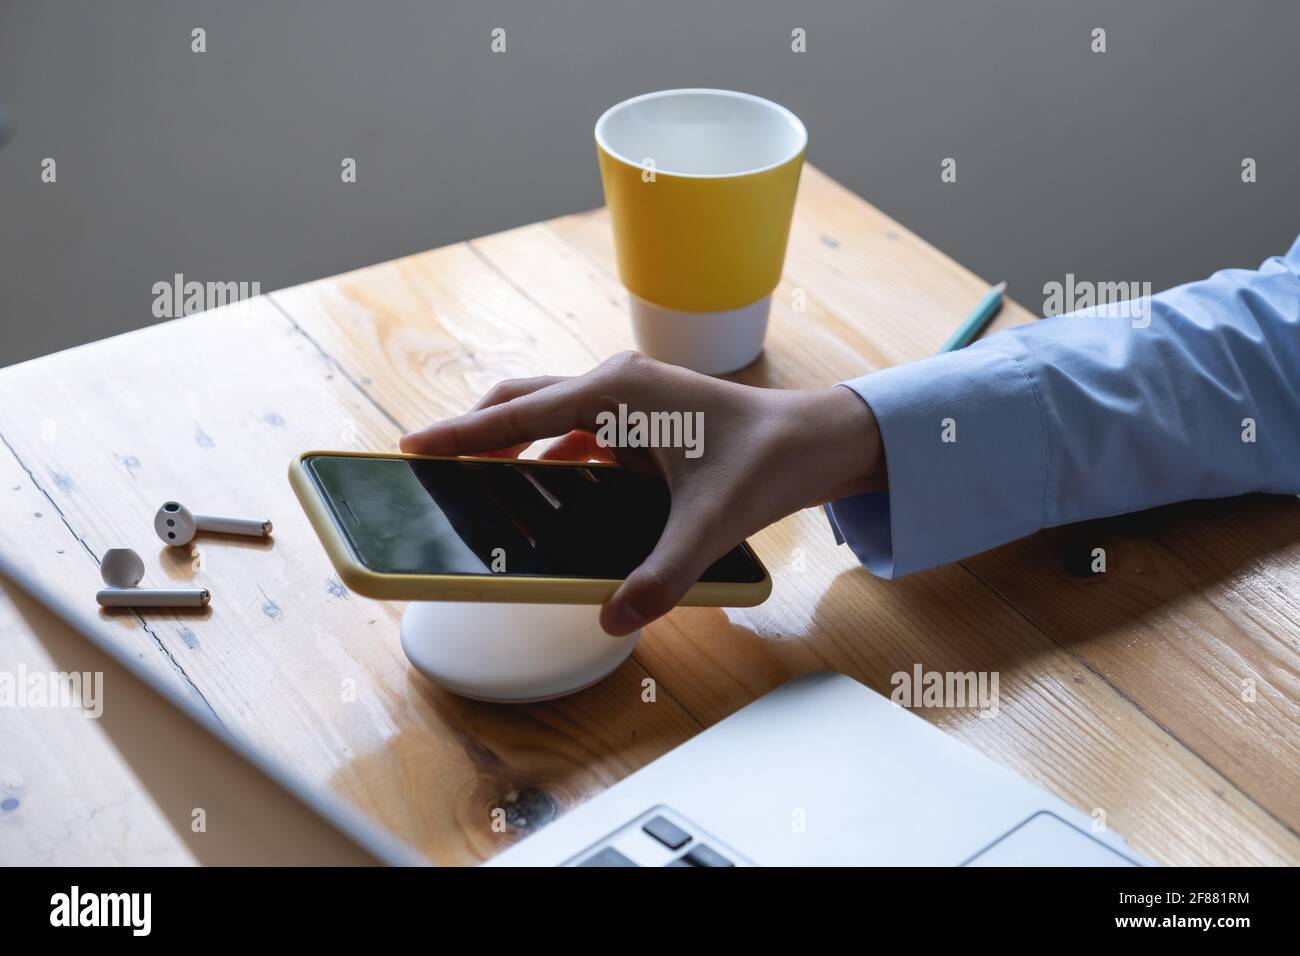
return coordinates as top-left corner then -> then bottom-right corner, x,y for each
304,455 -> 766,583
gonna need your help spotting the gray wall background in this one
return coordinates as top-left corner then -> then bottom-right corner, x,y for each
2,0 -> 1296,368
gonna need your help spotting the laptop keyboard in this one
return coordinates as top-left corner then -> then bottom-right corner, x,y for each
566,806 -> 752,867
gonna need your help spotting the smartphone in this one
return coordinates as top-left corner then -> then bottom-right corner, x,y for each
288,451 -> 771,605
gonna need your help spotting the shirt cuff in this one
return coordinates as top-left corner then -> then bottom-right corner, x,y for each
825,341 -> 1050,577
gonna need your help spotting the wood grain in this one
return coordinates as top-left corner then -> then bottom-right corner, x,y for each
965,498 -> 1300,833
0,298 -> 702,865
0,447 -> 193,865
2,164 -> 1295,865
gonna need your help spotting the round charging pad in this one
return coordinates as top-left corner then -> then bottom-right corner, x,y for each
399,602 -> 640,703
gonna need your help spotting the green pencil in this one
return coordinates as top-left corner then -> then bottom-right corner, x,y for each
939,281 -> 1006,352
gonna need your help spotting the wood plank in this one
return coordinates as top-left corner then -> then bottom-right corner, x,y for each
635,511 -> 1299,866
0,447 -> 193,865
0,297 -> 703,865
270,244 -> 605,434
267,178 -> 1300,864
966,497 -> 1300,833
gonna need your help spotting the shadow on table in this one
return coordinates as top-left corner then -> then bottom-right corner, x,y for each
961,491 -> 1300,656
154,534 -> 275,582
98,605 -> 213,622
613,492 -> 1300,713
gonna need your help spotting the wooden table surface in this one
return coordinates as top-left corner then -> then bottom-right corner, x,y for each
2,166 -> 1298,866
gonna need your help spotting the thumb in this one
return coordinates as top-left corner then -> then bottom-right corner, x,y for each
599,505 -> 728,637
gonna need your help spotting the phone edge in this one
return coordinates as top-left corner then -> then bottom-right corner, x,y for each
287,450 -> 773,607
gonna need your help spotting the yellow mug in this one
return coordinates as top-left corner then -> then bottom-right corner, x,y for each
595,89 -> 806,374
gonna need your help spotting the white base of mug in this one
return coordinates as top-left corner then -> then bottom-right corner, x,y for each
629,292 -> 770,375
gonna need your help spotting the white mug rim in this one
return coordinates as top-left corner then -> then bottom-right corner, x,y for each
595,88 -> 808,180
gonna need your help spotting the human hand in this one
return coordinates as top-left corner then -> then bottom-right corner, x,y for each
400,352 -> 884,635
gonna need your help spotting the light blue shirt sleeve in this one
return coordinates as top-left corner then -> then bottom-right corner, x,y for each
825,235 -> 1300,578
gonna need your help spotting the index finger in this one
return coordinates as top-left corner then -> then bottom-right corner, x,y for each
399,378 -> 604,457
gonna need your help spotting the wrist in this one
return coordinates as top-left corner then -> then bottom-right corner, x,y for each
828,384 -> 885,496
790,386 -> 885,504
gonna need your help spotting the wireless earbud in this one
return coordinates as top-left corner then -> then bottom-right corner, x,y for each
97,547 -> 210,608
154,501 -> 272,547
100,547 -> 146,588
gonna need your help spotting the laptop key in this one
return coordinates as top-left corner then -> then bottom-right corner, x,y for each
683,844 -> 733,867
642,815 -> 692,850
579,846 -> 638,867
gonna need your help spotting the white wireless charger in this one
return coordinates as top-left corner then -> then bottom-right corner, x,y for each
400,602 -> 640,703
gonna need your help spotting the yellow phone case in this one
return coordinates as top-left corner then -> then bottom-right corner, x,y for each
288,450 -> 773,606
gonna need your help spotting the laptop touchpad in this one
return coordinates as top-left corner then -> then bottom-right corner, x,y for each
963,812 -> 1141,866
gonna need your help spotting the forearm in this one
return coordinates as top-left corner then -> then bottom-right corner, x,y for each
828,236 -> 1300,577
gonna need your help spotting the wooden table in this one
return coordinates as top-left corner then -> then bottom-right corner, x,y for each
2,166 -> 1298,866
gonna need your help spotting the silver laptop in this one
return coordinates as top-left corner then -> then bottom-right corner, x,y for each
492,668 -> 1148,866
0,550 -> 1149,867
